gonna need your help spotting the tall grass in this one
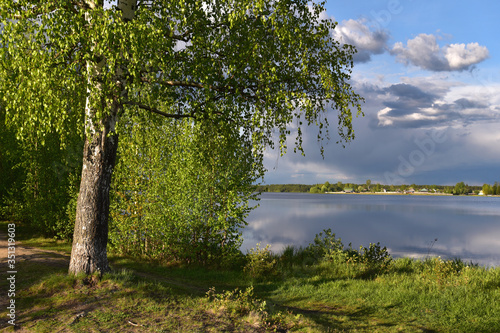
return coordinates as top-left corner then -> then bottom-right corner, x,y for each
243,229 -> 500,332
4,222 -> 500,332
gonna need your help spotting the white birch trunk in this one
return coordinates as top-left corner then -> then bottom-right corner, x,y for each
69,0 -> 137,275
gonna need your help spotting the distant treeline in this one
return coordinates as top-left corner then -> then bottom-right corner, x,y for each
257,181 -> 499,195
256,184 -> 312,193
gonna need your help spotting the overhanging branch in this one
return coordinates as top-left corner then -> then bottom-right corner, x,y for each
123,101 -> 194,119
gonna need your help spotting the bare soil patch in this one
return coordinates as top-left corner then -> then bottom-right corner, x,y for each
0,232 -> 70,268
1,231 -> 70,332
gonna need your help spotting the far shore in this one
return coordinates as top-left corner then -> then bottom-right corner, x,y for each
324,191 -> 500,197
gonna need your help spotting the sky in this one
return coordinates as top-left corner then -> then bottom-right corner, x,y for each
262,0 -> 500,186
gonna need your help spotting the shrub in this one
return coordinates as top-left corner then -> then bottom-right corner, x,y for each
358,242 -> 392,267
306,228 -> 344,262
206,286 -> 300,331
278,245 -> 307,269
109,116 -> 262,266
300,229 -> 393,278
206,286 -> 267,316
244,243 -> 278,280
422,257 -> 469,286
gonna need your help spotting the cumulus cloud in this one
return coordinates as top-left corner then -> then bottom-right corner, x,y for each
376,81 -> 500,128
262,89 -> 500,186
445,43 -> 490,70
392,33 -> 489,71
333,19 -> 390,63
376,83 -> 449,128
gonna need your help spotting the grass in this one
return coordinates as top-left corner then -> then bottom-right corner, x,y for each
1,221 -> 73,254
269,261 -> 500,332
2,222 -> 500,332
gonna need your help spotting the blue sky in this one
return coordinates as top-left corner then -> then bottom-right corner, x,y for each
263,0 -> 500,186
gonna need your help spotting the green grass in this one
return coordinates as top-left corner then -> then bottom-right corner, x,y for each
257,253 -> 500,332
2,222 -> 500,332
0,221 -> 73,254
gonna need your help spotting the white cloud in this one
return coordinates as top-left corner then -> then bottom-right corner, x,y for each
377,106 -> 447,128
445,42 -> 490,71
392,34 -> 489,72
377,107 -> 394,126
333,19 -> 389,63
373,76 -> 500,129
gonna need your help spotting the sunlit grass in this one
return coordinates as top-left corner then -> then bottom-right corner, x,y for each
3,222 -> 500,332
261,249 -> 500,332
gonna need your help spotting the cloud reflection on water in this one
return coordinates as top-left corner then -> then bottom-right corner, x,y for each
242,193 -> 500,266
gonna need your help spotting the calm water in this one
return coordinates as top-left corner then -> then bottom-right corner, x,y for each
241,192 -> 500,266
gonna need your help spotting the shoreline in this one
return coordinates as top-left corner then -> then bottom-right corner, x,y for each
260,191 -> 500,197
324,192 -> 500,197
325,191 -> 452,196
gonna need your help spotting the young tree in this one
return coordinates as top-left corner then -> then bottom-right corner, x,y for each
493,182 -> 499,195
482,184 -> 492,195
453,182 -> 470,195
1,0 -> 363,274
110,113 -> 262,265
336,181 -> 343,191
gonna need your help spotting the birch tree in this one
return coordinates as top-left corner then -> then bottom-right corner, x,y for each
110,115 -> 262,265
0,0 -> 363,275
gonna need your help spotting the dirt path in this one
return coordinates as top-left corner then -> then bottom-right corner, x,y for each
0,231 -> 70,269
0,231 -> 205,296
1,231 -> 70,331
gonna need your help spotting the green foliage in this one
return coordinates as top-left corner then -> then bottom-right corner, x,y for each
0,109 -> 24,218
309,185 -> 321,193
348,242 -> 393,277
0,0 -> 363,156
483,182 -> 499,195
109,114 -> 261,266
10,230 -> 500,332
244,243 -> 278,280
0,107 -> 83,239
206,286 -> 267,317
306,228 -> 344,260
453,182 -> 471,195
257,184 -> 311,193
301,229 -> 393,277
482,184 -> 492,195
206,285 -> 303,332
310,181 -> 377,193
1,1 -> 363,271
19,136 -> 82,240
421,257 -> 469,287
357,242 -> 392,266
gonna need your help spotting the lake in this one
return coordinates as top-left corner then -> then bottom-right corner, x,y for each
241,192 -> 500,267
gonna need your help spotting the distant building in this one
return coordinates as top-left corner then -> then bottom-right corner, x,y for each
420,188 -> 429,192
344,187 -> 354,193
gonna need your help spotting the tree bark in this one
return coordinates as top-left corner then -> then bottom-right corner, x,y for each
69,112 -> 118,275
68,0 -> 136,275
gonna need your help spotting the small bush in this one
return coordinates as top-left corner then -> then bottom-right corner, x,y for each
278,245 -> 312,269
244,243 -> 278,280
358,242 -> 392,266
306,228 -> 344,262
392,257 -> 415,274
206,286 -> 302,331
206,286 -> 267,316
422,257 -> 470,286
298,229 -> 394,278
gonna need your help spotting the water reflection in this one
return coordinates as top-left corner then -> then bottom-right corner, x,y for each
242,193 -> 500,266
